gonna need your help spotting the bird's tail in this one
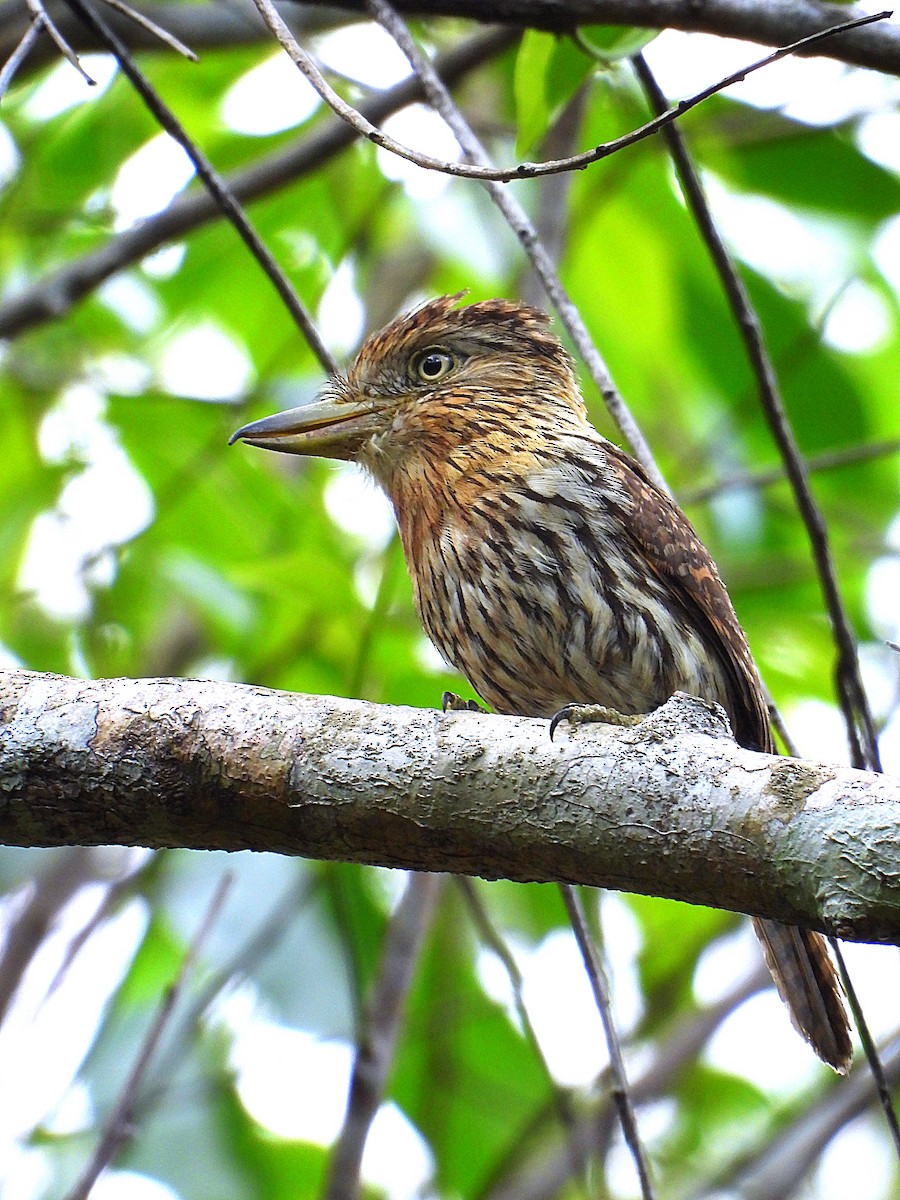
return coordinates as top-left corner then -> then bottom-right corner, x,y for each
751,917 -> 853,1073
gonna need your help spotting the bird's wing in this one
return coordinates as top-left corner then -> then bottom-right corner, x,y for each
605,442 -> 774,753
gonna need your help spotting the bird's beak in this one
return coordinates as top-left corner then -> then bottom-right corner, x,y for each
229,386 -> 378,461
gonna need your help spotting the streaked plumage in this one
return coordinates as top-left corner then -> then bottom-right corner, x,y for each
232,294 -> 851,1072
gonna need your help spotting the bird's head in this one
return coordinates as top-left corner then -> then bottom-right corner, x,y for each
230,295 -> 587,492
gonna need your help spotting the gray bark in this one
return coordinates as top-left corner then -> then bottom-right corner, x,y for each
2,669 -> 899,942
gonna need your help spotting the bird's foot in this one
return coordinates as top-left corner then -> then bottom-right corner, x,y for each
549,703 -> 644,741
441,691 -> 488,714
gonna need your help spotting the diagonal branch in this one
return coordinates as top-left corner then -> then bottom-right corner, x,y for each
0,27 -> 513,341
324,871 -> 442,1200
27,0 -> 95,81
692,1029 -> 900,1198
64,871 -> 232,1200
561,884 -> 655,1199
96,0 -> 197,61
0,12 -> 47,98
62,0 -> 335,370
3,669 -> 900,943
681,438 -> 900,506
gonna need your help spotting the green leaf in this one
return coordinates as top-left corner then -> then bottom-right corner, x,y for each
514,31 -> 556,157
219,1087 -> 331,1200
117,912 -> 185,1009
712,110 -> 900,223
627,896 -> 737,1029
514,32 -> 595,156
576,25 -> 659,61
391,887 -> 552,1195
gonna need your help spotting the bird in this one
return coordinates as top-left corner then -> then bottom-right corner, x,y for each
231,293 -> 852,1072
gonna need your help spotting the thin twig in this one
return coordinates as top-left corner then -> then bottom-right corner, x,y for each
61,0 -> 336,373
99,0 -> 198,60
559,884 -> 654,1200
27,0 -> 95,81
44,852 -> 154,1004
682,438 -> 900,505
632,52 -> 881,773
364,0 -> 661,487
65,873 -> 232,1200
829,936 -> 900,1157
251,4 -> 889,183
0,13 -> 44,100
324,872 -> 442,1200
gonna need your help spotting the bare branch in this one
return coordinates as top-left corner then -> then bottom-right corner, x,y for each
828,937 -> 900,1157
135,870 -> 317,1117
561,884 -> 655,1200
324,871 -> 441,1200
681,439 -> 900,506
692,1029 -> 900,1198
27,0 -> 95,81
457,878 -> 576,1119
0,13 -> 44,100
97,0 -> 197,61
3,670 -> 900,943
0,846 -> 96,1025
64,872 -> 231,1200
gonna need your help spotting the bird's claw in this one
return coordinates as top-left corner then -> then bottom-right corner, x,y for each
549,703 -> 644,741
441,691 -> 487,714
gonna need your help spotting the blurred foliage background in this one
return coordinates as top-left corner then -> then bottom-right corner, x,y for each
1,2 -> 900,1198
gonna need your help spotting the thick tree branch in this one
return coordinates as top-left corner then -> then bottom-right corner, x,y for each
4,0 -> 898,78
2,670 -> 899,943
294,0 -> 900,76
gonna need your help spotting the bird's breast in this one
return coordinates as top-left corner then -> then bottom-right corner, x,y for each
396,478 -> 730,720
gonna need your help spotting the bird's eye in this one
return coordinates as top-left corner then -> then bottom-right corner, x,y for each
413,349 -> 455,383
